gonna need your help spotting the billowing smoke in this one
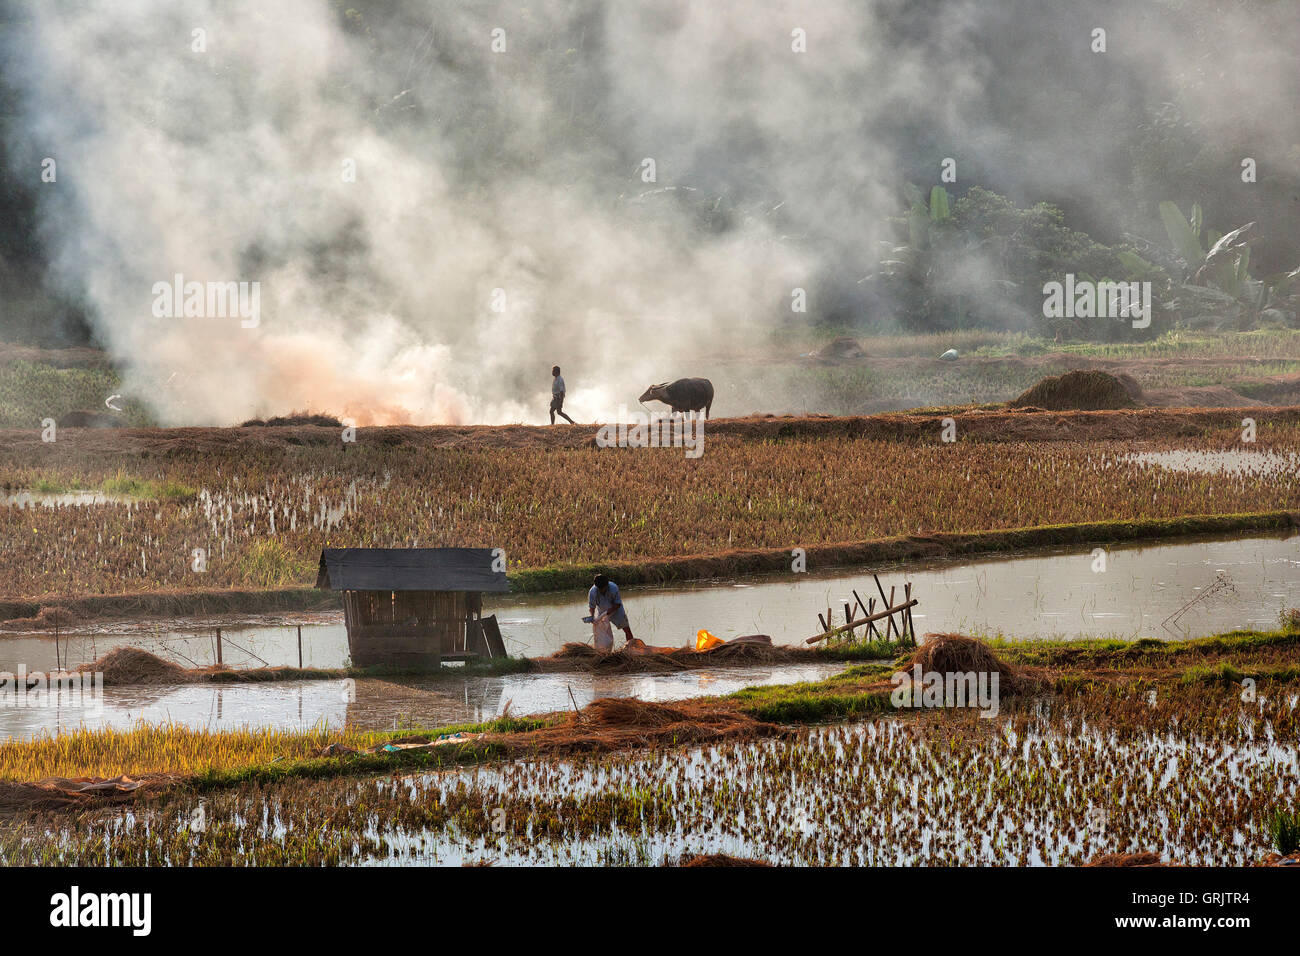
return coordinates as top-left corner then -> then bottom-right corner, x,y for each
3,0 -> 1297,423
4,0 -> 822,424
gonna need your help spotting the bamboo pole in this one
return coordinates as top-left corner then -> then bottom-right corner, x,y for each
872,574 -> 895,639
852,590 -> 869,619
297,625 -> 303,668
806,599 -> 919,644
904,583 -> 914,642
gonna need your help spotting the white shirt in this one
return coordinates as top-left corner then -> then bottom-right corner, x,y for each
588,582 -> 622,614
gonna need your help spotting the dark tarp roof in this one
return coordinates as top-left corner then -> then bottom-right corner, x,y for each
316,548 -> 508,593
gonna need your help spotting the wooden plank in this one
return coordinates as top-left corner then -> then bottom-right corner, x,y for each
465,619 -> 487,657
480,615 -> 507,658
352,634 -> 445,655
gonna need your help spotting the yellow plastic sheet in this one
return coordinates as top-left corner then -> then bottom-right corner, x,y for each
695,629 -> 723,651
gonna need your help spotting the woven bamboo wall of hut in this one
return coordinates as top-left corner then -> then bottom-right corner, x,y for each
343,589 -> 476,667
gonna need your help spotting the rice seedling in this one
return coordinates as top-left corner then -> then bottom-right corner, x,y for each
5,677 -> 1296,867
0,716 -> 543,782
1266,808 -> 1300,856
0,625 -> 1296,867
0,722 -> 367,782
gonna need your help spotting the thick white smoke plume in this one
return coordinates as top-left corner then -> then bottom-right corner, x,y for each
6,1 -> 1298,423
9,0 -> 824,424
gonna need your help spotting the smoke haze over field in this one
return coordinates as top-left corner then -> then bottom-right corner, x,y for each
2,0 -> 1297,424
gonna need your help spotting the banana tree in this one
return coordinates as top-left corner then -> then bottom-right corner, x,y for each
1158,201 -> 1269,319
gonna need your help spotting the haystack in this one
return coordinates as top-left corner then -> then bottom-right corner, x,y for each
816,336 -> 866,361
240,412 -> 342,427
80,647 -> 193,685
697,639 -> 784,665
1009,370 -> 1139,411
584,698 -> 702,727
542,643 -> 689,673
902,634 -> 1016,682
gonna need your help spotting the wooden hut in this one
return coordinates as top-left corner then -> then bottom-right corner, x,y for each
316,548 -> 508,668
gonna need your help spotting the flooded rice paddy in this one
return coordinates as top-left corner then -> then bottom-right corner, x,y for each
8,693 -> 1297,866
0,664 -> 840,742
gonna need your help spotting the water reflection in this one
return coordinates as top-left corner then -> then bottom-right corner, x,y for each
5,533 -> 1297,676
0,664 -> 842,741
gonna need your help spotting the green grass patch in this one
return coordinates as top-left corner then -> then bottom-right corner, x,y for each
989,628 -> 1300,667
739,690 -> 893,724
237,538 -> 314,588
1179,661 -> 1245,685
99,469 -> 197,501
1267,808 -> 1300,856
0,359 -> 155,429
187,713 -> 556,791
31,476 -> 70,494
730,663 -> 896,723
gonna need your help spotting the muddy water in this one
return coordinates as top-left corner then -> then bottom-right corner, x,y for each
1126,449 -> 1300,477
1,532 -> 1296,740
1,490 -> 136,508
0,663 -> 839,741
6,532 -> 1296,676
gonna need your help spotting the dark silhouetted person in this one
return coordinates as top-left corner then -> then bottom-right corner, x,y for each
550,365 -> 575,424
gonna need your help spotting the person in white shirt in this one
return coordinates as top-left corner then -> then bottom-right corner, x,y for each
550,365 -> 575,424
588,574 -> 634,649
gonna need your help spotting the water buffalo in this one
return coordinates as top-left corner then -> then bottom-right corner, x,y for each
638,378 -> 714,418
